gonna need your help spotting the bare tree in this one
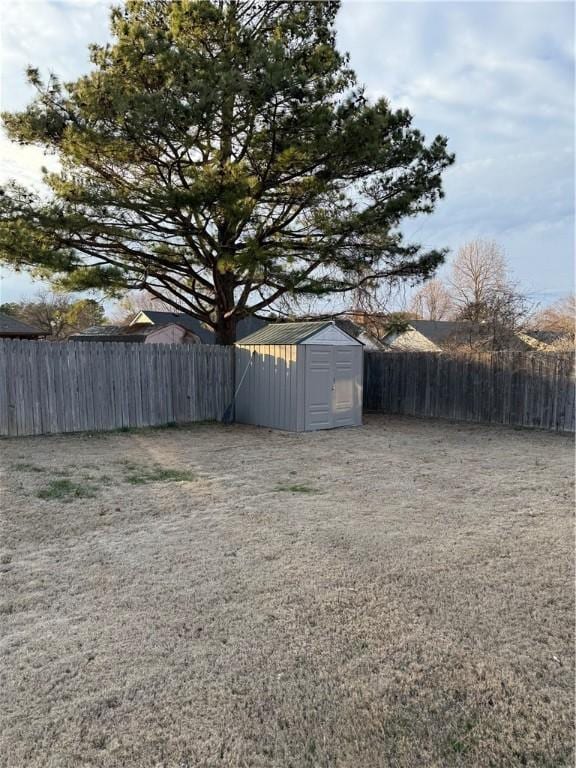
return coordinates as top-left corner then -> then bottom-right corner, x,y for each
0,291 -> 105,338
446,240 -> 534,349
531,294 -> 575,336
410,278 -> 453,320
450,241 -> 526,323
449,240 -> 507,320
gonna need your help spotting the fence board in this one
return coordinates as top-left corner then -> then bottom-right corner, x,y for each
364,351 -> 575,433
0,340 -> 234,437
0,341 -> 8,436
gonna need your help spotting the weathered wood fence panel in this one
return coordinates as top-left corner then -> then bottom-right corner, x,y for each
0,340 -> 234,437
364,351 -> 575,433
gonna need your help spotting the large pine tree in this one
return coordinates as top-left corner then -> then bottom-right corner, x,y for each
0,0 -> 454,343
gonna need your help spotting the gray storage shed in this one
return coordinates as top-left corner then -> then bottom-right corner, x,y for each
234,321 -> 363,431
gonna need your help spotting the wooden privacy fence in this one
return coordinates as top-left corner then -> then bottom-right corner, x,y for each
2,341 -> 574,437
364,351 -> 575,433
0,339 -> 234,437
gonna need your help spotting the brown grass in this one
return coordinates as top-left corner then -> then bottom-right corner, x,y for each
0,416 -> 573,767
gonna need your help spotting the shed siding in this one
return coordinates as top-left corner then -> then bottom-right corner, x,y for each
235,344 -> 301,430
296,346 -> 307,431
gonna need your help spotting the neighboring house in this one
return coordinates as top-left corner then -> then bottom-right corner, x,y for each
70,322 -> 200,345
70,311 -> 383,348
70,311 -> 269,345
517,330 -> 574,352
381,320 -> 476,352
129,310 -> 267,343
382,320 -> 574,353
333,318 -> 385,350
0,312 -> 44,339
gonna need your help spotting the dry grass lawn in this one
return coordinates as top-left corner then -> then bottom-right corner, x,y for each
0,415 -> 573,768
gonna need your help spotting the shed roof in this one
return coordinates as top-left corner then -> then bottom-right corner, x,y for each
237,320 -> 347,345
0,312 -> 43,337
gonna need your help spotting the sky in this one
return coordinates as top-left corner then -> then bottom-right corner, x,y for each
0,0 -> 574,310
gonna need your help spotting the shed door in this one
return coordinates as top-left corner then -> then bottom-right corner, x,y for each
332,347 -> 358,427
304,346 -> 361,430
304,347 -> 333,430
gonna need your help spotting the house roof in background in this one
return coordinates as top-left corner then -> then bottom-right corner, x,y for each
134,311 -> 213,342
237,320 -> 338,345
71,328 -> 146,342
135,311 -> 267,343
334,317 -> 385,347
0,312 -> 43,337
71,322 -> 190,342
408,320 -> 476,344
524,330 -> 569,344
74,324 -> 125,337
122,323 -> 189,337
333,318 -> 364,340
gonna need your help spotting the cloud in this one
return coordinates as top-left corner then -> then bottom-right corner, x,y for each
1,0 -> 110,110
0,135 -> 60,191
336,1 -> 574,293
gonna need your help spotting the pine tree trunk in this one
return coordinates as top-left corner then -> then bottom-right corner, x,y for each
214,315 -> 237,346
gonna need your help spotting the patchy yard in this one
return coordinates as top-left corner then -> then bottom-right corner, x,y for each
0,416 -> 573,768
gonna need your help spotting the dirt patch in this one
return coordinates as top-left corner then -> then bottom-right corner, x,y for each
0,416 -> 573,767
